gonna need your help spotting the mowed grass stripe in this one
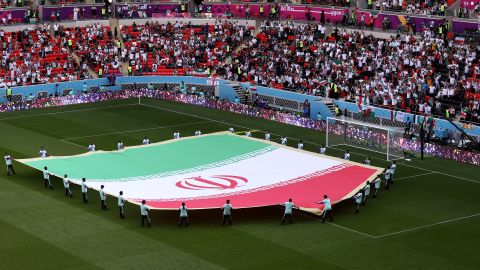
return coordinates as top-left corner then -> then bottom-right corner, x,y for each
0,177 -> 224,270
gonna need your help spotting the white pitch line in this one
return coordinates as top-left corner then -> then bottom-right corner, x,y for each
0,103 -> 138,121
328,222 -> 377,239
393,172 -> 436,181
375,213 -> 480,239
288,206 -> 377,239
62,120 -> 214,141
141,102 -> 480,184
398,162 -> 480,184
60,139 -> 87,149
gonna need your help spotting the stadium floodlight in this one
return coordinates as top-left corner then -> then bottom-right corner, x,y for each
326,117 -> 404,161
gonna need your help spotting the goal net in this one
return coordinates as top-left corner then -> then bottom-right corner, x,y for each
326,117 -> 404,161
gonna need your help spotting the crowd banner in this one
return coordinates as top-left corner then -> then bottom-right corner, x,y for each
354,11 -> 446,32
202,3 -> 271,19
115,3 -> 181,19
0,7 -> 29,24
279,5 -> 348,22
41,4 -> 105,21
452,18 -> 480,33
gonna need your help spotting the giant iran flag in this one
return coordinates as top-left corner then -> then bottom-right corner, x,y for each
17,133 -> 383,214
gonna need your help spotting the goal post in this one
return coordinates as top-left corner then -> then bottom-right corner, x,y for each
326,117 -> 404,161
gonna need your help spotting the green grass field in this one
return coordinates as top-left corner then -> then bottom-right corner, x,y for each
0,97 -> 479,270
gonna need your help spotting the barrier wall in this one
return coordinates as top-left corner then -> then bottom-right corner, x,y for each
0,76 -> 333,119
355,11 -> 446,32
41,4 -> 105,21
0,7 -> 28,23
452,18 -> 480,33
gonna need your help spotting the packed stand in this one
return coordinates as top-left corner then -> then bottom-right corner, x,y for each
374,0 -> 450,15
0,24 -> 88,88
221,20 -> 480,120
70,23 -> 122,77
119,20 -> 253,76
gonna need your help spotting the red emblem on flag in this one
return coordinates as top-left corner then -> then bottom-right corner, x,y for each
176,175 -> 248,190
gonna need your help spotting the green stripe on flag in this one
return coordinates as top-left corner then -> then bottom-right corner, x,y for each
22,135 -> 276,181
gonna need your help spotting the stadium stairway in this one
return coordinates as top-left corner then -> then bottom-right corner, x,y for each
322,98 -> 336,115
232,83 -> 247,103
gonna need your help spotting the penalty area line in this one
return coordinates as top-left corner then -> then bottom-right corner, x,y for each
375,213 -> 480,239
295,210 -> 377,239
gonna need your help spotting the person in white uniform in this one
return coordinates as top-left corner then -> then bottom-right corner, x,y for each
81,178 -> 88,203
118,191 -> 126,219
179,202 -> 189,227
281,198 -> 298,225
280,135 -> 287,145
4,153 -> 15,176
353,192 -> 362,213
140,200 -> 151,227
362,181 -> 370,205
99,185 -> 107,210
264,130 -> 271,141
39,147 -> 48,157
222,199 -> 233,225
317,195 -> 333,223
43,167 -> 53,189
63,174 -> 73,198
372,175 -> 381,198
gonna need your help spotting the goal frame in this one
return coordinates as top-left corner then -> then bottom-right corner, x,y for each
326,117 -> 403,162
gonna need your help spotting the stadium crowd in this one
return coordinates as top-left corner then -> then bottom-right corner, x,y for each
0,23 -> 88,88
215,20 -> 479,122
119,20 -> 253,76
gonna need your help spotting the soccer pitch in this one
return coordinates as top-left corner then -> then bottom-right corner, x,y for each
0,97 -> 479,269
